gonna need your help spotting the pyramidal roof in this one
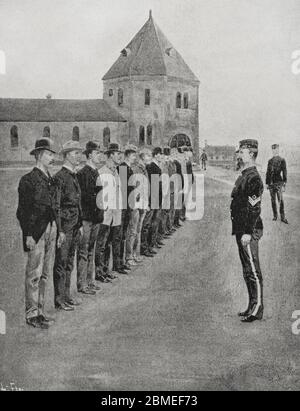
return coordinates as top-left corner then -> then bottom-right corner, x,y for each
102,11 -> 199,82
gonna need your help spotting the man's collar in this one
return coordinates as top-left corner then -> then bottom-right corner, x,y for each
242,165 -> 256,174
35,165 -> 50,178
63,164 -> 76,174
86,161 -> 98,171
106,161 -> 116,172
153,159 -> 160,167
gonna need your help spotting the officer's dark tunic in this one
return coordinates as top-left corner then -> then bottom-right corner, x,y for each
266,156 -> 287,219
231,166 -> 264,317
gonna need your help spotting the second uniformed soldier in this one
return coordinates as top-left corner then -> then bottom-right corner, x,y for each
231,139 -> 264,323
266,144 -> 288,224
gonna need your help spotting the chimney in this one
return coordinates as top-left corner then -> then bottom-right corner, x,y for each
149,10 -> 152,19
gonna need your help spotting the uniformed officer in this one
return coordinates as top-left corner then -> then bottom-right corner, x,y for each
266,144 -> 288,224
231,139 -> 264,323
200,150 -> 208,170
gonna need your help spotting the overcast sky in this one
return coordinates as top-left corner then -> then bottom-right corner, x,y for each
0,0 -> 299,150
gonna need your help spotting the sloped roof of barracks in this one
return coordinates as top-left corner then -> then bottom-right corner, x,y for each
103,12 -> 199,83
0,98 -> 126,122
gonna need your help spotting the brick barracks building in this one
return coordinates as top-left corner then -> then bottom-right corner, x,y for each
0,11 -> 200,165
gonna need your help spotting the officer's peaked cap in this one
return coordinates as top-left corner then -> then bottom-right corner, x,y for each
239,139 -> 259,151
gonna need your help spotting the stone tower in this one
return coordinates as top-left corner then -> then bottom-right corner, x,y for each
102,11 -> 200,160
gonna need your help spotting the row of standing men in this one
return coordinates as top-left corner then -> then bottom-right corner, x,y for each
17,138 -> 194,329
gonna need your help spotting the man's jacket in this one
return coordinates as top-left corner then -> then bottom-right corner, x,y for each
146,161 -> 162,208
266,156 -> 287,186
54,167 -> 82,233
77,164 -> 102,223
231,166 -> 264,235
17,167 -> 58,252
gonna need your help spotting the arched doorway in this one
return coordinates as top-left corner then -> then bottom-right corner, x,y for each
169,134 -> 191,149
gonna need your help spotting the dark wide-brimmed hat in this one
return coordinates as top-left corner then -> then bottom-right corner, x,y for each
239,139 -> 259,151
83,141 -> 102,155
30,138 -> 57,156
272,144 -> 279,150
104,143 -> 123,155
163,147 -> 171,156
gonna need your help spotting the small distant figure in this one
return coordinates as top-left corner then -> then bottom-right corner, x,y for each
266,144 -> 288,224
200,150 -> 208,170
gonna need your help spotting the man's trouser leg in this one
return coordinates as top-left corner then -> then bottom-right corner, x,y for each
77,220 -> 92,291
25,223 -> 56,319
133,209 -> 147,257
126,209 -> 140,262
141,210 -> 154,252
270,187 -> 278,219
64,228 -> 80,303
120,209 -> 130,266
111,224 -> 122,271
150,209 -> 161,247
95,224 -> 111,276
86,223 -> 99,286
236,230 -> 264,318
277,186 -> 286,220
54,226 -> 79,307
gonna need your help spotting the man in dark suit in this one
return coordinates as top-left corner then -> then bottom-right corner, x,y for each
231,139 -> 264,323
200,150 -> 208,170
17,138 -> 58,329
77,141 -> 103,295
171,148 -> 183,228
53,141 -> 84,311
266,144 -> 288,224
146,147 -> 164,250
118,145 -> 140,268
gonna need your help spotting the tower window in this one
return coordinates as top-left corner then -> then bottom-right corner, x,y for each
118,88 -> 124,106
184,93 -> 189,109
10,125 -> 19,148
145,89 -> 150,106
176,92 -> 182,109
147,125 -> 152,146
72,126 -> 79,141
139,126 -> 145,145
103,127 -> 111,148
109,89 -> 114,97
43,126 -> 50,138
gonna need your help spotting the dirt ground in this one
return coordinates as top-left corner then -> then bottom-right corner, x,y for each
0,167 -> 299,391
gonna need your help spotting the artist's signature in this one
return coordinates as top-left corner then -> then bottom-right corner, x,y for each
0,382 -> 24,391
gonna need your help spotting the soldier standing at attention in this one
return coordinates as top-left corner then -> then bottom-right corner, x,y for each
76,141 -> 103,295
266,144 -> 288,224
17,138 -> 58,329
231,139 -> 264,323
53,141 -> 84,312
200,150 -> 208,171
